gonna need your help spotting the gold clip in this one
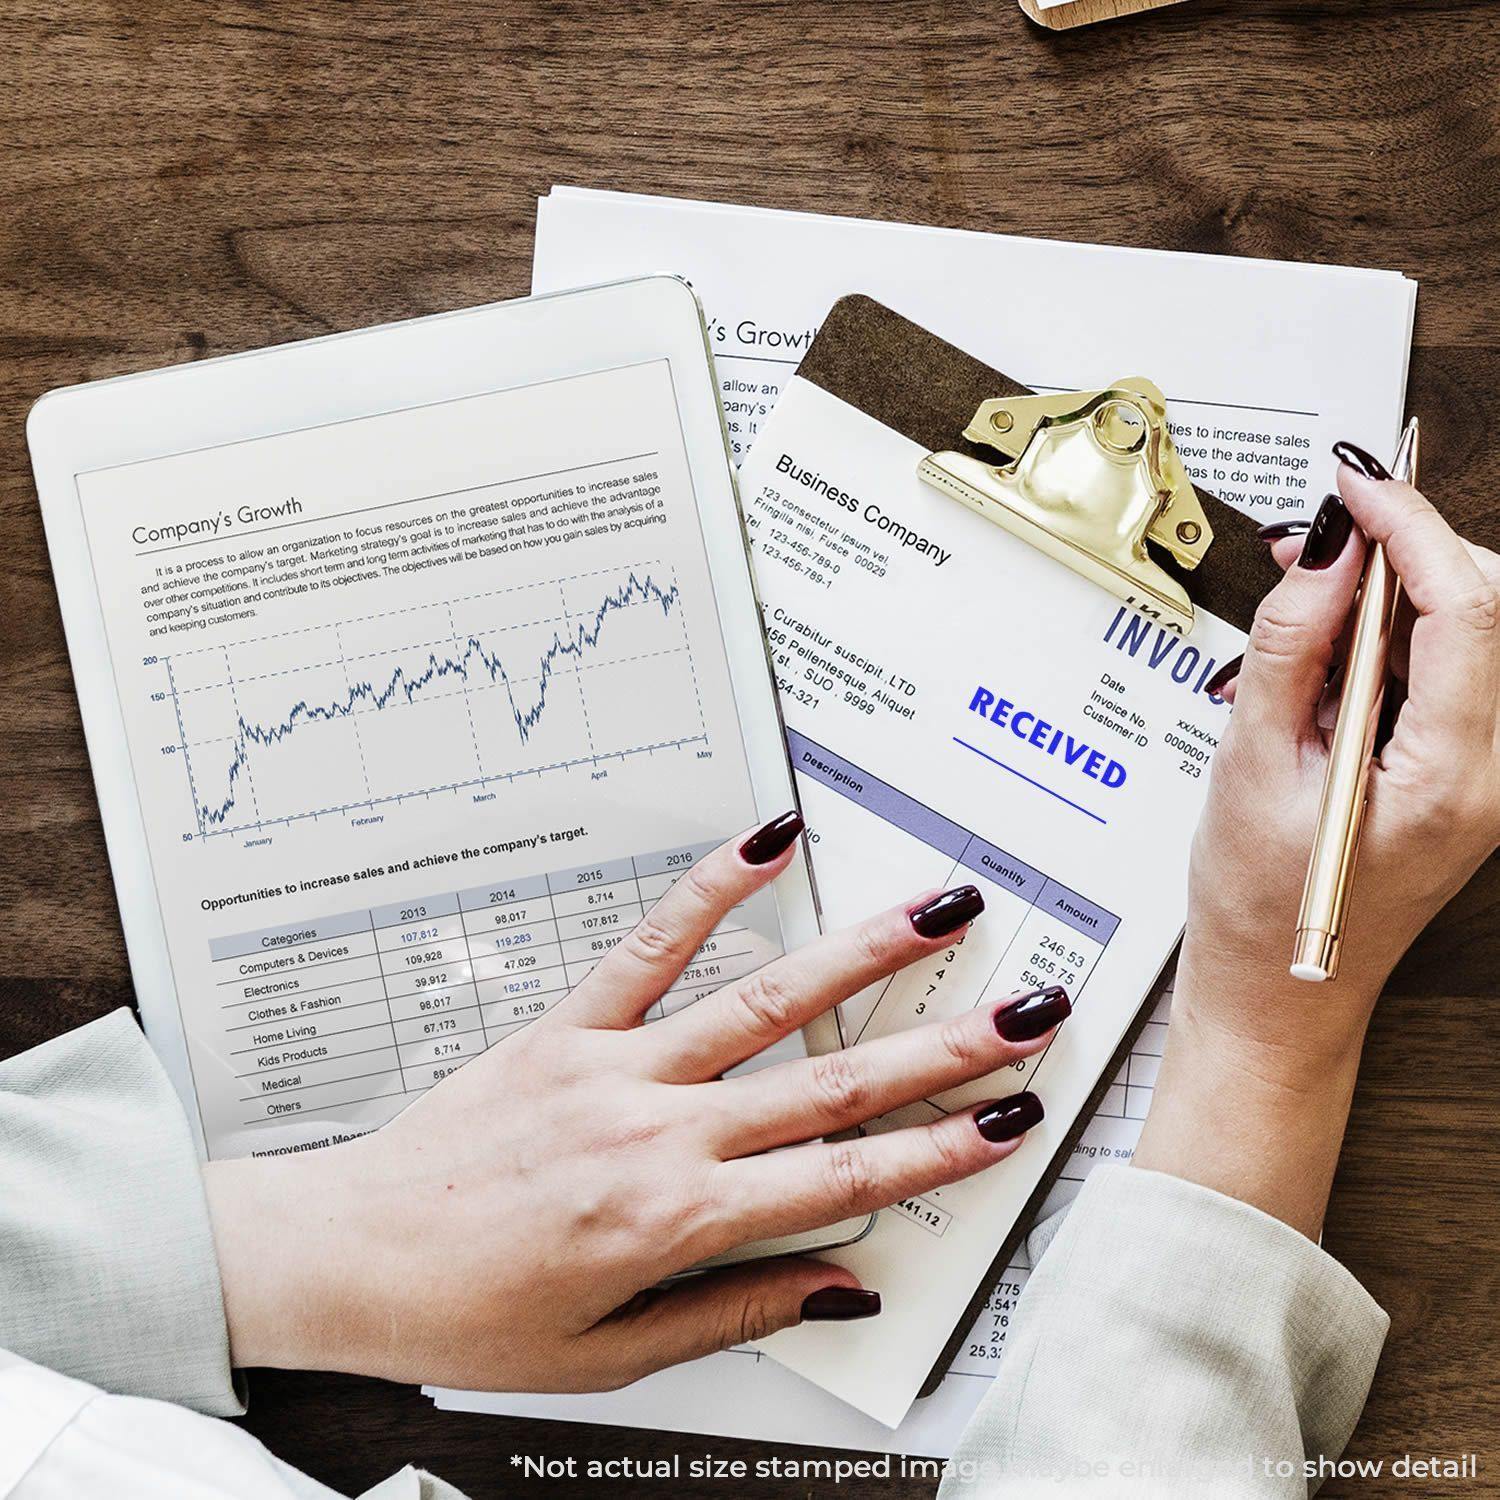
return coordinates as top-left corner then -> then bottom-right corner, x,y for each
917,379 -> 1211,634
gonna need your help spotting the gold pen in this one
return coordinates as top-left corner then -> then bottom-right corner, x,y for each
1291,418 -> 1418,982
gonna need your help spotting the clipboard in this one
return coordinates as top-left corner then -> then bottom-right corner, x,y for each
794,295 -> 1283,1400
799,295 -> 1281,640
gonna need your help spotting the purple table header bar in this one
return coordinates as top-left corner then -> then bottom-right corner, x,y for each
957,836 -> 1046,903
786,729 -> 1120,945
1037,878 -> 1120,943
787,729 -> 968,860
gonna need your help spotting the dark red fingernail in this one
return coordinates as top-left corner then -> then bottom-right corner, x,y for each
1332,440 -> 1390,482
909,885 -> 984,938
1298,493 -> 1355,570
995,986 -> 1071,1042
1257,518 -> 1312,541
974,1092 -> 1044,1142
1205,653 -> 1243,699
801,1287 -> 882,1321
739,811 -> 804,865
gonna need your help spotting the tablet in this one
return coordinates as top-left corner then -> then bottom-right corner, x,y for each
29,276 -> 869,1260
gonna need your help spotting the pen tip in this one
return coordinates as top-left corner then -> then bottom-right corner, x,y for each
1392,417 -> 1420,485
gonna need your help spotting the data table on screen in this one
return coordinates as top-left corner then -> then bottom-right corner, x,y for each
212,838 -> 769,1128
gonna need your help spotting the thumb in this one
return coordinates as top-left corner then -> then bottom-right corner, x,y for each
1231,494 -> 1365,745
588,1260 -> 879,1384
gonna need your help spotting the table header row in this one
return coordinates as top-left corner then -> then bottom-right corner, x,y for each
209,837 -> 723,960
787,730 -> 1118,942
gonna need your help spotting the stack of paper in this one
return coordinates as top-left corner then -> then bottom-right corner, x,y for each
426,187 -> 1415,1455
534,188 -> 1415,524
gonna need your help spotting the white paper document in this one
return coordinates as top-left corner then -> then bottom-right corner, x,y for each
430,188 -> 1415,1448
534,187 -> 1414,520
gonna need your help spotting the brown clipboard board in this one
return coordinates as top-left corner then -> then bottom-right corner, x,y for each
794,295 -> 1283,1401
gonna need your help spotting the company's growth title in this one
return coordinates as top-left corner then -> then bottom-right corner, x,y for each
133,497 -> 305,548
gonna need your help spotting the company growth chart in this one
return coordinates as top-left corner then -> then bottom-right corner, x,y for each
79,362 -> 782,1157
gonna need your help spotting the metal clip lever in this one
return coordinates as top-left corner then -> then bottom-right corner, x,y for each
918,379 -> 1212,634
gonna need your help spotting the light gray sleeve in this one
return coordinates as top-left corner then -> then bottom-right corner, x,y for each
0,1008 -> 243,1417
357,1470 -> 471,1500
941,1164 -> 1388,1499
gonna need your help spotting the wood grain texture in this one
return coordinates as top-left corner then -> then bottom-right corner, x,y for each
1020,0 -> 1190,31
1,3 -> 1496,1496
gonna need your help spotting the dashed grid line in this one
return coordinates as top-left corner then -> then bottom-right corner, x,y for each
164,656 -> 204,832
218,645 -> 260,831
445,602 -> 486,780
190,735 -> 707,839
668,564 -> 708,743
561,581 -> 598,760
167,562 -> 675,656
333,622 -> 374,803
171,606 -> 676,695
178,647 -> 694,741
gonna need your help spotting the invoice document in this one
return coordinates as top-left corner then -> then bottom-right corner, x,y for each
736,371 -> 1242,1423
426,189 -> 1415,1449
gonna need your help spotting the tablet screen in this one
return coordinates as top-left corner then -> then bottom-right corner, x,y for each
75,357 -> 797,1157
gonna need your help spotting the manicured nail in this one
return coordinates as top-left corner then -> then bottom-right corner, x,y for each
909,885 -> 984,938
1257,518 -> 1312,541
1205,654 -> 1242,698
739,811 -> 804,865
801,1287 -> 882,1321
974,1092 -> 1044,1142
1298,493 -> 1354,570
1332,440 -> 1390,482
995,986 -> 1072,1042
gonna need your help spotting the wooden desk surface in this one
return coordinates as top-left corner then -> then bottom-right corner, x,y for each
2,3 -> 1496,1495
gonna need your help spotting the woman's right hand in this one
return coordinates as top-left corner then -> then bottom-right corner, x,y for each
1136,451 -> 1500,1235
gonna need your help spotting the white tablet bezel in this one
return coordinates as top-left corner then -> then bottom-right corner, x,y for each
28,276 -> 868,1259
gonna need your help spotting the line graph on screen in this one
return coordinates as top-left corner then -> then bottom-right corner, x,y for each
162,565 -> 706,838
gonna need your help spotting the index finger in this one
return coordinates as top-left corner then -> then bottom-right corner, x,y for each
561,812 -> 804,1029
1337,467 -> 1500,744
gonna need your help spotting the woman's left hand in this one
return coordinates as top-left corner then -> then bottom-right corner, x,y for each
1137,456 -> 1500,1236
204,822 -> 1063,1392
